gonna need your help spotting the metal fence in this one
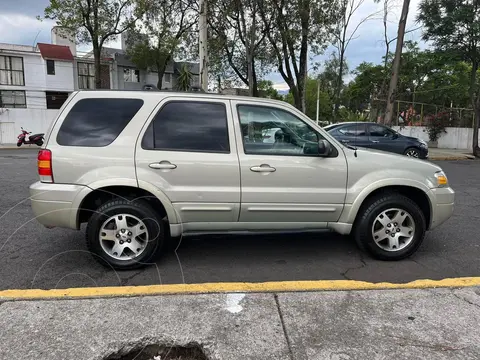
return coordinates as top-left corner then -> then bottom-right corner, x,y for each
370,100 -> 475,128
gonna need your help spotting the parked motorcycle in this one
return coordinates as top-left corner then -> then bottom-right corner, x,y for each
17,127 -> 44,147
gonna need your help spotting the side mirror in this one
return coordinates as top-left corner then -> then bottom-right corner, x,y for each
318,139 -> 331,157
392,132 -> 399,139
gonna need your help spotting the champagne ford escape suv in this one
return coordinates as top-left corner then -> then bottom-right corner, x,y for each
30,91 -> 455,269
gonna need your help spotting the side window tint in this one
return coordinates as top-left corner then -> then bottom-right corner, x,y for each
57,98 -> 143,146
338,124 -> 366,136
142,101 -> 229,153
238,105 -> 327,156
370,125 -> 391,137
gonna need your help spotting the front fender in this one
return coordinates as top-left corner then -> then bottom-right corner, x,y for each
339,170 -> 433,225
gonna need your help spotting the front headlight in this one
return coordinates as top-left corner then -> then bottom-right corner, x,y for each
434,171 -> 449,187
419,139 -> 428,148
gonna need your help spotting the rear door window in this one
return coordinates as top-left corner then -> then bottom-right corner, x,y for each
141,101 -> 230,153
56,98 -> 143,146
338,124 -> 367,136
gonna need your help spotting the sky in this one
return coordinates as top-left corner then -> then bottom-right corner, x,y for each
1,0 -> 426,90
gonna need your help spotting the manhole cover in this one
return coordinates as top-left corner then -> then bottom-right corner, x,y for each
104,344 -> 209,360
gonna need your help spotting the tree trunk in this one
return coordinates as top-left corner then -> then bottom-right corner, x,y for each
246,49 -> 254,97
93,44 -> 102,89
334,50 -> 345,121
470,60 -> 480,157
252,60 -> 259,97
473,101 -> 480,157
384,0 -> 410,125
156,62 -> 166,90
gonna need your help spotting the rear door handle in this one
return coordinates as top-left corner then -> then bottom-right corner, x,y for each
341,140 -> 350,144
149,161 -> 177,170
250,164 -> 276,173
371,140 -> 380,143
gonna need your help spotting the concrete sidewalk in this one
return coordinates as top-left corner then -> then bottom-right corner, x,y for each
428,148 -> 475,160
1,287 -> 479,360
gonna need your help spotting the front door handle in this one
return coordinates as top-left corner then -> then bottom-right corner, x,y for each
341,140 -> 350,144
250,164 -> 276,173
371,140 -> 380,143
149,161 -> 177,170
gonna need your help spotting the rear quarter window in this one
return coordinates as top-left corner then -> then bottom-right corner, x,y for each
56,98 -> 144,147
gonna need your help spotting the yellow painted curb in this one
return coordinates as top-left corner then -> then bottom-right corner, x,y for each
1,277 -> 479,300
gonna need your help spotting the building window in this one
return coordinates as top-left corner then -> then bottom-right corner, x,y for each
78,62 -> 95,89
164,73 -> 171,83
46,91 -> 69,109
0,90 -> 26,108
0,56 -> 25,86
124,68 -> 139,82
46,60 -> 55,75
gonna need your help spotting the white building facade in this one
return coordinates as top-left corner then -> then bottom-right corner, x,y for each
0,29 -> 200,144
0,27 -> 75,144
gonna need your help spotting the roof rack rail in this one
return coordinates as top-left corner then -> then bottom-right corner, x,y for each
142,84 -> 206,93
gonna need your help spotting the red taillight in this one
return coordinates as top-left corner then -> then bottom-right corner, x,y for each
38,149 -> 53,182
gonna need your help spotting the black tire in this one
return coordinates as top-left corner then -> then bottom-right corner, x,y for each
86,199 -> 164,270
35,140 -> 44,146
353,192 -> 426,261
404,147 -> 420,158
16,142 -> 22,147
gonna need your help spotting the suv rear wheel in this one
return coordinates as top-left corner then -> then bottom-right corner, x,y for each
354,192 -> 426,260
86,199 -> 164,269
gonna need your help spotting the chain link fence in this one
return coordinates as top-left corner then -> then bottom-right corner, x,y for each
369,100 -> 475,128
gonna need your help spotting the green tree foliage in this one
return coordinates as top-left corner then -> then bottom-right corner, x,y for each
257,80 -> 283,100
126,0 -> 197,90
208,0 -> 273,96
418,0 -> 480,156
42,0 -> 148,88
343,43 -> 473,122
286,77 -> 333,122
175,63 -> 194,91
259,0 -> 341,112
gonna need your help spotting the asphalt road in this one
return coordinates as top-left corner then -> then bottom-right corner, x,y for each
1,149 -> 479,290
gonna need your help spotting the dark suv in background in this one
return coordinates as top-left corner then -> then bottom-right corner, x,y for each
323,122 -> 429,159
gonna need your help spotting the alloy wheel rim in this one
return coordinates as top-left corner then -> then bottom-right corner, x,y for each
99,214 -> 149,260
371,208 -> 415,252
406,149 -> 419,158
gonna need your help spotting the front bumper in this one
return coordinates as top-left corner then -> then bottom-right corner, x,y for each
428,187 -> 455,230
419,146 -> 429,159
30,181 -> 85,229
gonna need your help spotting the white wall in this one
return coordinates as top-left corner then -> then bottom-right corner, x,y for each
0,108 -> 58,144
393,126 -> 479,150
44,59 -> 75,91
0,51 -> 74,109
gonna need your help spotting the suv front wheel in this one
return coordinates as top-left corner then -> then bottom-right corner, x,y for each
86,199 -> 164,269
354,193 -> 426,260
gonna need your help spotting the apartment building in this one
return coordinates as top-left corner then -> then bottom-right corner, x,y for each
0,28 -> 199,144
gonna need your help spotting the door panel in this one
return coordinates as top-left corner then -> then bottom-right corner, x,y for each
232,101 -> 348,224
368,124 -> 404,154
334,123 -> 370,148
135,97 -> 240,224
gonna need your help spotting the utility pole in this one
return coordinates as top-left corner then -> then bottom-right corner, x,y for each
199,0 -> 208,92
384,0 -> 410,125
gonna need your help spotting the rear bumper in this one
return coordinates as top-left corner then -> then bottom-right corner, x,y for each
428,187 -> 455,230
30,181 -> 85,229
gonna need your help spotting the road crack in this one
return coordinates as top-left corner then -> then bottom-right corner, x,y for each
452,292 -> 480,310
386,334 -> 466,352
340,256 -> 367,280
120,270 -> 143,286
